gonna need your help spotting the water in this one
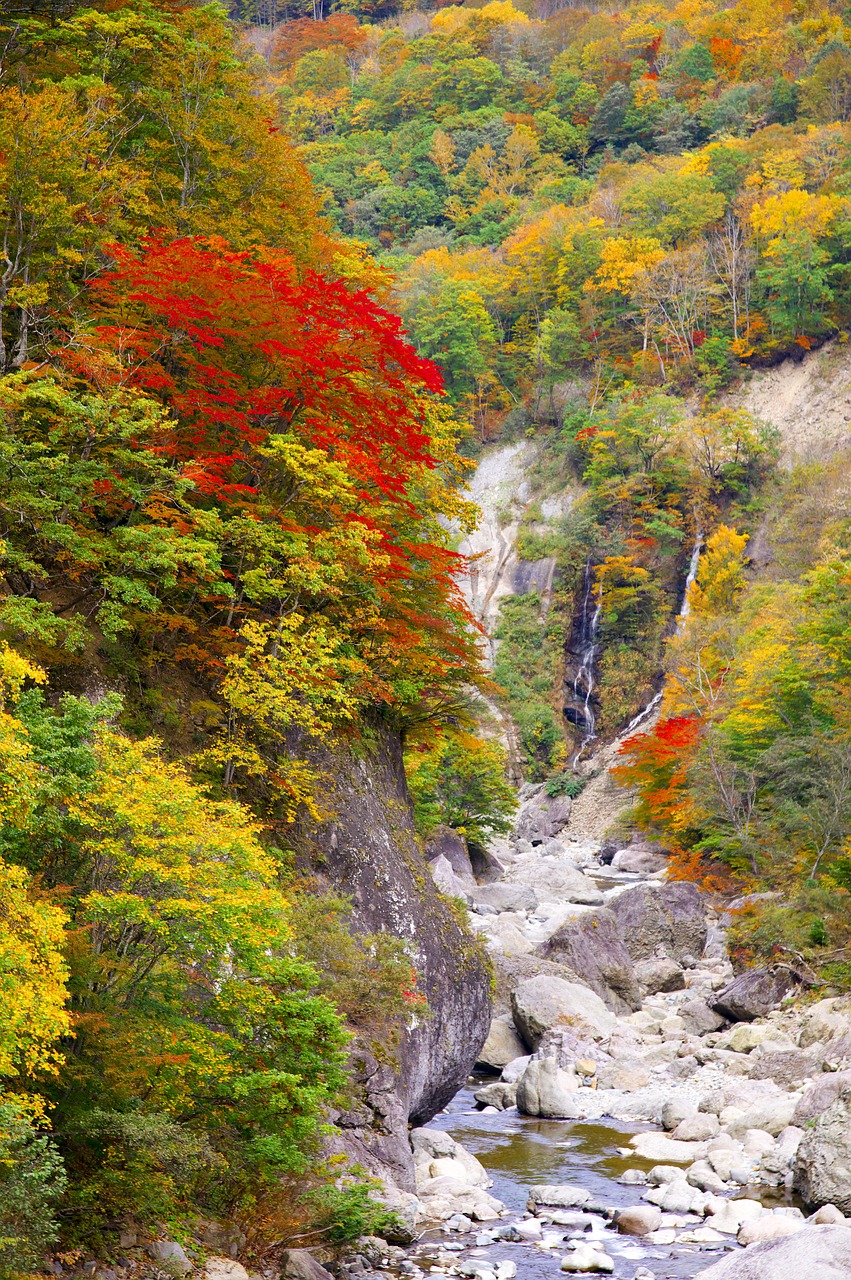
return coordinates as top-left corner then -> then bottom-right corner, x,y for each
571,561 -> 603,765
618,535 -> 703,738
416,1087 -> 735,1279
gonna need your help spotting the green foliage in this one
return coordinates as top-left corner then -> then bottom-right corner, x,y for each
494,592 -> 567,778
302,1175 -> 404,1245
545,772 -> 585,799
406,730 -> 517,851
0,1098 -> 66,1279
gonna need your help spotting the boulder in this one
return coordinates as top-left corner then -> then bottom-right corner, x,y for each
793,1071 -> 851,1127
710,967 -> 800,1022
515,792 -> 573,843
474,883 -> 538,914
672,1113 -> 719,1142
411,1129 -> 490,1188
661,1099 -> 694,1131
490,952 -> 585,1018
680,1000 -> 727,1035
538,909 -> 641,1013
629,1132 -> 706,1164
473,1080 -> 517,1110
799,998 -> 851,1049
477,1016 -> 527,1070
610,846 -> 667,874
147,1243 -> 192,1276
429,854 -> 474,898
516,1057 -> 580,1118
534,1025 -> 608,1071
692,1225 -> 851,1278
519,859 -> 603,905
560,1244 -> 613,1273
615,1206 -> 663,1236
793,1087 -> 851,1213
749,1048 -> 819,1088
280,1253 -> 335,1280
511,975 -> 616,1048
501,1054 -> 531,1083
726,1096 -> 798,1140
608,882 -> 706,963
634,957 -> 685,994
205,1261 -> 250,1280
424,825 -> 475,883
528,1185 -> 591,1209
737,1216 -> 804,1246
596,1059 -> 649,1091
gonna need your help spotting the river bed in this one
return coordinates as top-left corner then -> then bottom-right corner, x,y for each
414,1085 -> 739,1280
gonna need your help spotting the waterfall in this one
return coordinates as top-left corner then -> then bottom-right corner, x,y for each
620,532 -> 703,738
571,560 -> 603,761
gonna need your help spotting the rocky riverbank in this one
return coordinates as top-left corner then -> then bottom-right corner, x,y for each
395,781 -> 851,1279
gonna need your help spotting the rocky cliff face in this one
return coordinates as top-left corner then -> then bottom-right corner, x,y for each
297,729 -> 492,1197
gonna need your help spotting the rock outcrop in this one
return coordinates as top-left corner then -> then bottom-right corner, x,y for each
539,908 -> 641,1012
301,729 -> 492,1193
608,881 -> 707,963
793,1087 -> 851,1214
711,966 -> 800,1022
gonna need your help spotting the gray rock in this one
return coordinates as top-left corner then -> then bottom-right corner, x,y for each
501,1054 -> 531,1083
680,1000 -> 727,1035
515,793 -> 573,843
473,1081 -> 517,1110
661,1099 -> 694,1131
474,883 -> 538,914
793,1071 -> 851,1127
424,825 -> 475,883
516,1058 -> 580,1118
710,967 -> 800,1022
477,1016 -> 527,1070
534,1025 -> 607,1070
538,908 -> 641,1013
521,859 -> 603,905
608,882 -> 706,963
490,952 -> 585,1018
672,1113 -> 719,1141
147,1243 -> 192,1276
205,1261 -> 250,1280
691,1225 -> 851,1278
610,846 -> 667,874
511,975 -> 617,1048
615,1206 -> 662,1236
793,1087 -> 851,1213
528,1184 -> 591,1209
635,957 -> 685,994
314,730 -> 491,1190
749,1049 -> 819,1088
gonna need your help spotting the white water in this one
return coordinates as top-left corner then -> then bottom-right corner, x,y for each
571,560 -> 603,764
619,532 -> 703,738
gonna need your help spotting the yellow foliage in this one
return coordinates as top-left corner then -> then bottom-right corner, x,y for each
750,189 -> 840,253
591,235 -> 665,294
689,524 -> 750,616
0,860 -> 69,1089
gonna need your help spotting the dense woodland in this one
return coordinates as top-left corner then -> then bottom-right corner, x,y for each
3,0 -> 851,1270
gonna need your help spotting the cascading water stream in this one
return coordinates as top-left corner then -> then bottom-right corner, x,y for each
571,560 -> 603,764
620,532 -> 703,737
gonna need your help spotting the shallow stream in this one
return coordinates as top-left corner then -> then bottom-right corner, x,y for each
414,1086 -> 738,1280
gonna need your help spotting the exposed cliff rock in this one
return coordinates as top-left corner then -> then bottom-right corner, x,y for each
298,729 -> 492,1193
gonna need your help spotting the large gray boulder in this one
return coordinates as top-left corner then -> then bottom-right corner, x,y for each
793,1071 -> 851,1127
490,952 -> 585,1017
692,1225 -> 851,1278
516,1057 -> 580,1118
538,908 -> 641,1012
423,825 -> 475,884
477,1015 -> 527,1070
474,882 -> 538,913
793,1087 -> 851,1213
516,858 -> 603,905
511,974 -> 616,1048
515,791 -> 573,843
608,881 -> 706,963
711,966 -> 800,1022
